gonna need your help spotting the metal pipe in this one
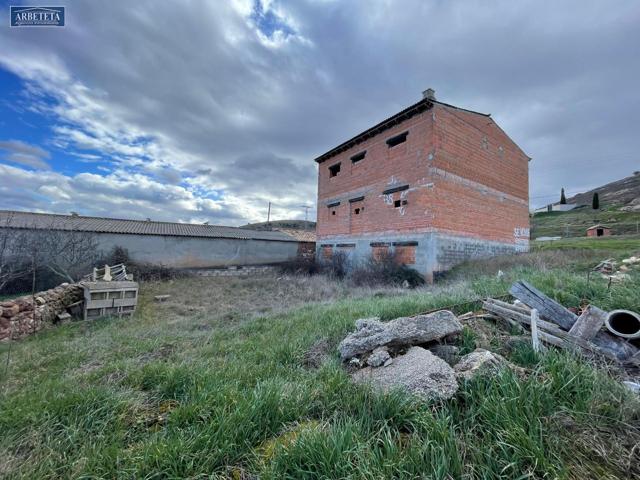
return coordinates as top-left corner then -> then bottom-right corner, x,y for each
605,310 -> 640,339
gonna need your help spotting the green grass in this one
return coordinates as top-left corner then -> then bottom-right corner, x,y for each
533,235 -> 640,252
1,251 -> 640,478
531,204 -> 640,238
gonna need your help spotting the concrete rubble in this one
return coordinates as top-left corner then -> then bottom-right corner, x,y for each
352,346 -> 459,400
367,347 -> 392,367
454,348 -> 517,381
339,310 -> 516,401
338,310 -> 463,361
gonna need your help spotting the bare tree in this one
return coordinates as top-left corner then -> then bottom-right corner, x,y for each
10,224 -> 102,286
0,213 -> 23,293
40,228 -> 101,283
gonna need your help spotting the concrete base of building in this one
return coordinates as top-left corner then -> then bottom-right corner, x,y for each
184,264 -> 282,277
316,231 -> 528,281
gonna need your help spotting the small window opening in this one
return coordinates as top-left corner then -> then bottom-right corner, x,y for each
350,151 -> 366,163
354,207 -> 362,215
329,163 -> 341,177
394,199 -> 408,208
386,131 -> 408,148
332,210 -> 336,216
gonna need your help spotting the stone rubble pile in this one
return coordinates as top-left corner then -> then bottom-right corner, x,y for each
339,310 -> 517,400
594,255 -> 640,282
0,283 -> 83,341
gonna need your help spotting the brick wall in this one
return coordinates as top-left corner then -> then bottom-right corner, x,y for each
315,100 -> 529,277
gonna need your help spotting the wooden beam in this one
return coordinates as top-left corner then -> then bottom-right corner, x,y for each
509,281 -> 577,330
568,305 -> 606,341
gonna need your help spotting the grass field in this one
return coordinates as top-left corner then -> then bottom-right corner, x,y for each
531,204 -> 640,238
532,235 -> 640,252
1,245 -> 640,478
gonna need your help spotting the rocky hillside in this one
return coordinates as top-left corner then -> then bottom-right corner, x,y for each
568,171 -> 640,211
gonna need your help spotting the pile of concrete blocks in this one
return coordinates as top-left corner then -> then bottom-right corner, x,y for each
81,280 -> 138,320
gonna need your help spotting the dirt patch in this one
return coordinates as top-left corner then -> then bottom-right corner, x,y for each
302,338 -> 331,369
137,343 -> 176,364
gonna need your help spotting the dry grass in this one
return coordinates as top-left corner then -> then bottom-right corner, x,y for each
143,273 -> 416,325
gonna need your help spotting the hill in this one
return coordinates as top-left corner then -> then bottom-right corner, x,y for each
532,172 -> 640,238
531,205 -> 640,238
567,171 -> 640,210
241,219 -> 316,231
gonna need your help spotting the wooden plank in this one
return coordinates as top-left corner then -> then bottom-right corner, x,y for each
530,309 -> 541,353
509,281 -> 577,330
568,305 -> 606,341
483,300 -> 618,361
484,299 -> 637,362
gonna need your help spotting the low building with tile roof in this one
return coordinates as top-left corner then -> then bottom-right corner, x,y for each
0,210 -> 304,270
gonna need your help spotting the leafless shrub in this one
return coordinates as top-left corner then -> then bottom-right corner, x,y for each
321,250 -> 350,279
350,251 -> 425,287
279,256 -> 322,275
0,213 -> 22,292
101,246 -> 190,281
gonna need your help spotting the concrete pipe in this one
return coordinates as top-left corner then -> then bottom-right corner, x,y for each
605,309 -> 640,339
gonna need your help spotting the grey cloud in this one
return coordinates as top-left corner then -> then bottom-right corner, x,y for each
0,0 -> 639,221
0,139 -> 50,169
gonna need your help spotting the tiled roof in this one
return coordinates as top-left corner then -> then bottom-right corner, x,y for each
275,228 -> 316,242
0,210 -> 299,242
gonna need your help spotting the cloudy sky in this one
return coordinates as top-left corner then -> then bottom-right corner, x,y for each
0,0 -> 638,225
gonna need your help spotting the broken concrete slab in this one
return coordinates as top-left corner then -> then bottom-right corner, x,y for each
429,344 -> 460,366
367,347 -> 391,367
338,310 -> 462,361
56,312 -> 72,322
454,348 -> 514,381
352,346 -> 458,400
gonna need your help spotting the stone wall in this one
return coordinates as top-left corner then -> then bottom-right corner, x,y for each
0,283 -> 83,341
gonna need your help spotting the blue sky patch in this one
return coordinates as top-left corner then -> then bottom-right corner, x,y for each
250,0 -> 294,39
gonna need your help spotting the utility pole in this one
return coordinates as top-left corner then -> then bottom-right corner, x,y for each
267,201 -> 271,224
299,205 -> 312,223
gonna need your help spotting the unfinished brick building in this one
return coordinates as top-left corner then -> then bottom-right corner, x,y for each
315,89 -> 530,281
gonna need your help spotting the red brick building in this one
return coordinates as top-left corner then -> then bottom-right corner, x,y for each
315,89 -> 530,280
586,224 -> 611,237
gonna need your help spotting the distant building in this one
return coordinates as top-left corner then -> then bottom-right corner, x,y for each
315,89 -> 530,281
586,224 -> 611,237
533,203 -> 578,214
0,210 -> 306,272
